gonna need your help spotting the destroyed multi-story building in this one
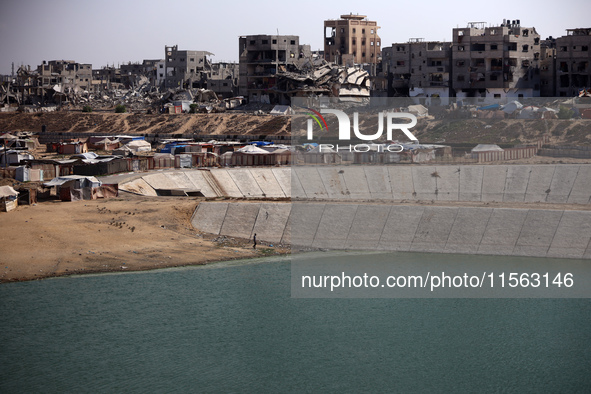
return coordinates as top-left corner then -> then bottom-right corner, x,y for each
37,60 -> 92,92
207,62 -> 239,98
555,28 -> 591,97
451,20 -> 541,98
324,14 -> 381,69
164,45 -> 213,89
539,38 -> 556,97
238,35 -> 303,103
92,66 -> 121,91
382,39 -> 452,99
120,59 -> 164,88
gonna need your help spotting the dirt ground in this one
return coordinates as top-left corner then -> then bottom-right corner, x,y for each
0,195 -> 288,284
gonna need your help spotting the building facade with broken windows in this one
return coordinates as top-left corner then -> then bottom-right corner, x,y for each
451,20 -> 541,99
164,45 -> 213,89
539,38 -> 556,97
324,14 -> 381,68
38,60 -> 92,92
382,39 -> 452,99
207,62 -> 239,98
555,28 -> 591,97
238,35 -> 301,103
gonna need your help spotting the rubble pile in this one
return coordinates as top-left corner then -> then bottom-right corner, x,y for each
275,60 -> 371,98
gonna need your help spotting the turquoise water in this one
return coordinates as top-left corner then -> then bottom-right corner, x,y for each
1,255 -> 590,392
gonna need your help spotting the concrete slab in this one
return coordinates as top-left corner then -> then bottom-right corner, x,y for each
341,167 -> 372,200
143,172 -> 180,191
250,168 -> 285,198
191,202 -> 228,235
364,166 -> 393,200
317,167 -> 350,200
219,203 -> 261,239
272,168 -> 292,197
435,166 -> 460,201
547,210 -> 591,259
411,166 -> 438,200
458,165 -> 483,202
513,210 -> 563,257
251,203 -> 291,244
584,237 -> 591,260
294,167 -> 328,199
166,172 -> 195,190
481,166 -> 507,202
410,207 -> 458,252
184,170 -> 218,197
290,203 -> 326,247
503,165 -> 530,202
120,178 -> 158,196
378,205 -> 424,251
445,207 -> 493,253
567,165 -> 591,204
210,169 -> 243,198
524,165 -> 554,203
547,165 -> 579,203
312,204 -> 358,249
478,208 -> 528,255
344,205 -> 391,249
281,207 -> 292,245
388,166 -> 415,200
228,169 -> 264,198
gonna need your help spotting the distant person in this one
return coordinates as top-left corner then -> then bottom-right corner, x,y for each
253,233 -> 257,249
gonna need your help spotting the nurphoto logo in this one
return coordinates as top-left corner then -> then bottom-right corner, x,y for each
304,107 -> 419,153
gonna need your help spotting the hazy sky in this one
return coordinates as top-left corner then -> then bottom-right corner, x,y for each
1,0 -> 589,74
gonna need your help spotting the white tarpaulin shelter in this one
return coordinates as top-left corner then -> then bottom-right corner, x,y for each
237,145 -> 270,154
502,101 -> 524,114
0,185 -> 18,197
471,144 -> 504,152
124,140 -> 152,152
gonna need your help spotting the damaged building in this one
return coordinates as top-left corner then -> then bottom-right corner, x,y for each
555,28 -> 591,97
324,13 -> 381,69
451,20 -> 541,98
238,34 -> 310,103
382,39 -> 452,100
164,45 -> 213,89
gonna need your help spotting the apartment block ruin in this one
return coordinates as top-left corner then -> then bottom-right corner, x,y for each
38,60 -> 92,92
382,39 -> 451,99
555,28 -> 591,97
164,45 -> 213,89
238,35 -> 302,103
451,20 -> 541,98
324,13 -> 381,67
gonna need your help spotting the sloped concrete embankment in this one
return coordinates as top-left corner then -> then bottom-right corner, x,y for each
191,202 -> 591,259
186,164 -> 591,259
122,164 -> 591,204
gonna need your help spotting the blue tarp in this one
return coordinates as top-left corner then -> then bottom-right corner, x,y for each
250,141 -> 272,146
477,104 -> 500,111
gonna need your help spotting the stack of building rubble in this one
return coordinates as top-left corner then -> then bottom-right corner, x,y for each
274,61 -> 371,99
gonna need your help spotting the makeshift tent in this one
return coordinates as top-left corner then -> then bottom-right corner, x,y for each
502,101 -> 524,114
44,175 -> 102,201
237,145 -> 271,154
270,105 -> 292,115
122,140 -> 151,153
0,186 -> 18,212
407,104 -> 429,117
471,144 -> 504,152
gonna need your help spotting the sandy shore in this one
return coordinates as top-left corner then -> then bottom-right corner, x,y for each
0,194 -> 287,283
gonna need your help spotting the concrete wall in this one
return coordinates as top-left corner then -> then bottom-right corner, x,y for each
123,165 -> 591,204
192,202 -> 591,259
